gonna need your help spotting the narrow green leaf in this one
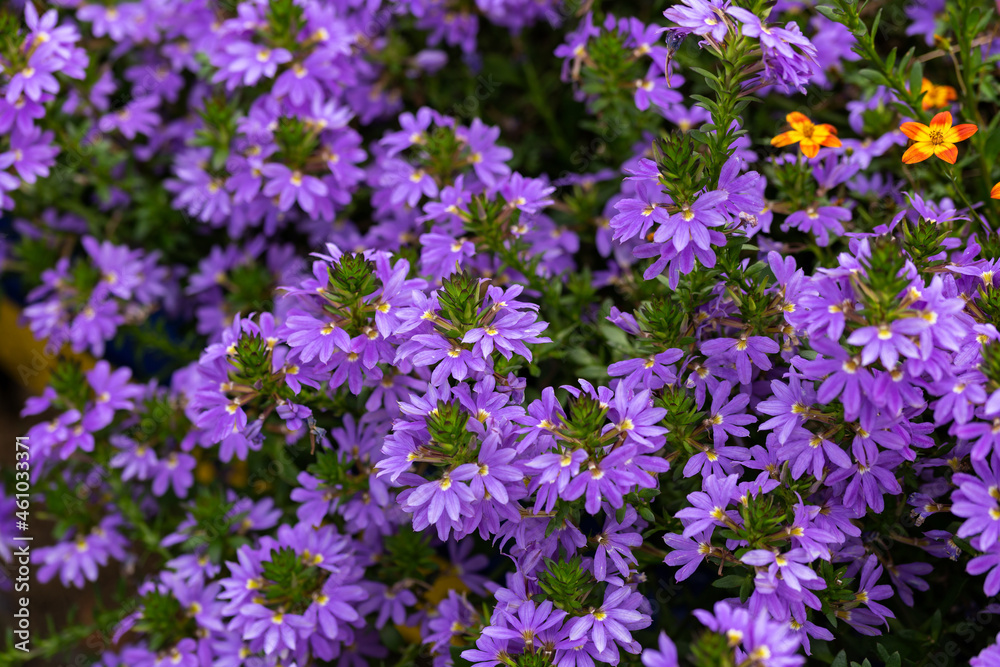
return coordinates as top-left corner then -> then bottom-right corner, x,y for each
712,574 -> 746,589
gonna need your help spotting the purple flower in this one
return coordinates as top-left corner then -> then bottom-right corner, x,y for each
500,172 -> 556,215
853,555 -> 896,625
237,602 -> 312,653
86,361 -> 141,430
782,205 -> 850,246
566,585 -> 649,654
641,632 -> 679,667
796,337 -> 870,421
780,427 -> 853,479
663,0 -> 730,42
261,164 -> 330,217
701,334 -> 779,384
847,319 -> 927,369
652,190 -> 728,252
594,507 -> 642,581
283,309 -> 352,363
399,473 -> 476,540
694,601 -> 805,666
741,547 -> 821,591
98,95 -> 160,140
6,52 -> 59,103
35,516 -> 128,589
605,387 -> 667,448
0,126 -> 58,183
704,380 -> 756,448
461,634 -> 512,667
151,452 -> 197,497
663,530 -> 713,581
482,599 -> 567,649
562,446 -> 636,515
972,632 -> 1000,666
968,546 -> 1000,596
757,376 -> 815,444
462,311 -> 551,361
825,450 -> 902,513
212,42 -> 292,90
458,118 -> 512,186
674,473 -> 739,537
952,454 -> 1000,551
608,349 -> 683,390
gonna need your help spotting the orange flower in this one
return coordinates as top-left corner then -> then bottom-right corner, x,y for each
920,78 -> 958,110
770,112 -> 842,159
992,182 -> 1000,199
900,112 -> 977,164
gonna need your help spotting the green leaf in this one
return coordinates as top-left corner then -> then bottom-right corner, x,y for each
712,574 -> 746,589
898,47 -> 916,73
870,8 -> 882,38
739,575 -> 753,603
885,46 -> 898,71
814,4 -> 844,20
930,608 -> 943,640
689,66 -> 720,83
831,650 -> 848,667
908,60 -> 924,106
876,644 -> 901,667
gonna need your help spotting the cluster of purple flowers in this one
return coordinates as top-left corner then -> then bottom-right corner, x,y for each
5,0 -> 1000,664
0,4 -> 84,207
22,235 -> 171,356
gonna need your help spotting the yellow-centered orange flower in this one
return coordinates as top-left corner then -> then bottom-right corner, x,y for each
920,78 -> 958,110
900,112 -> 977,164
770,112 -> 842,159
992,182 -> 1000,199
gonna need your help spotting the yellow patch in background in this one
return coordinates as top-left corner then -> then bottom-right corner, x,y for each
0,297 -> 95,395
395,557 -> 471,644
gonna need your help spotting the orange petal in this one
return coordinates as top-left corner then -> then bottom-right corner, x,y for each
900,122 -> 931,141
921,97 -> 934,111
944,123 -> 978,142
822,135 -> 843,149
933,142 -> 958,164
800,140 -> 820,158
920,78 -> 933,93
771,131 -> 800,148
902,143 -> 934,164
992,182 -> 1000,199
786,111 -> 811,128
929,111 -> 953,131
817,123 -> 839,136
